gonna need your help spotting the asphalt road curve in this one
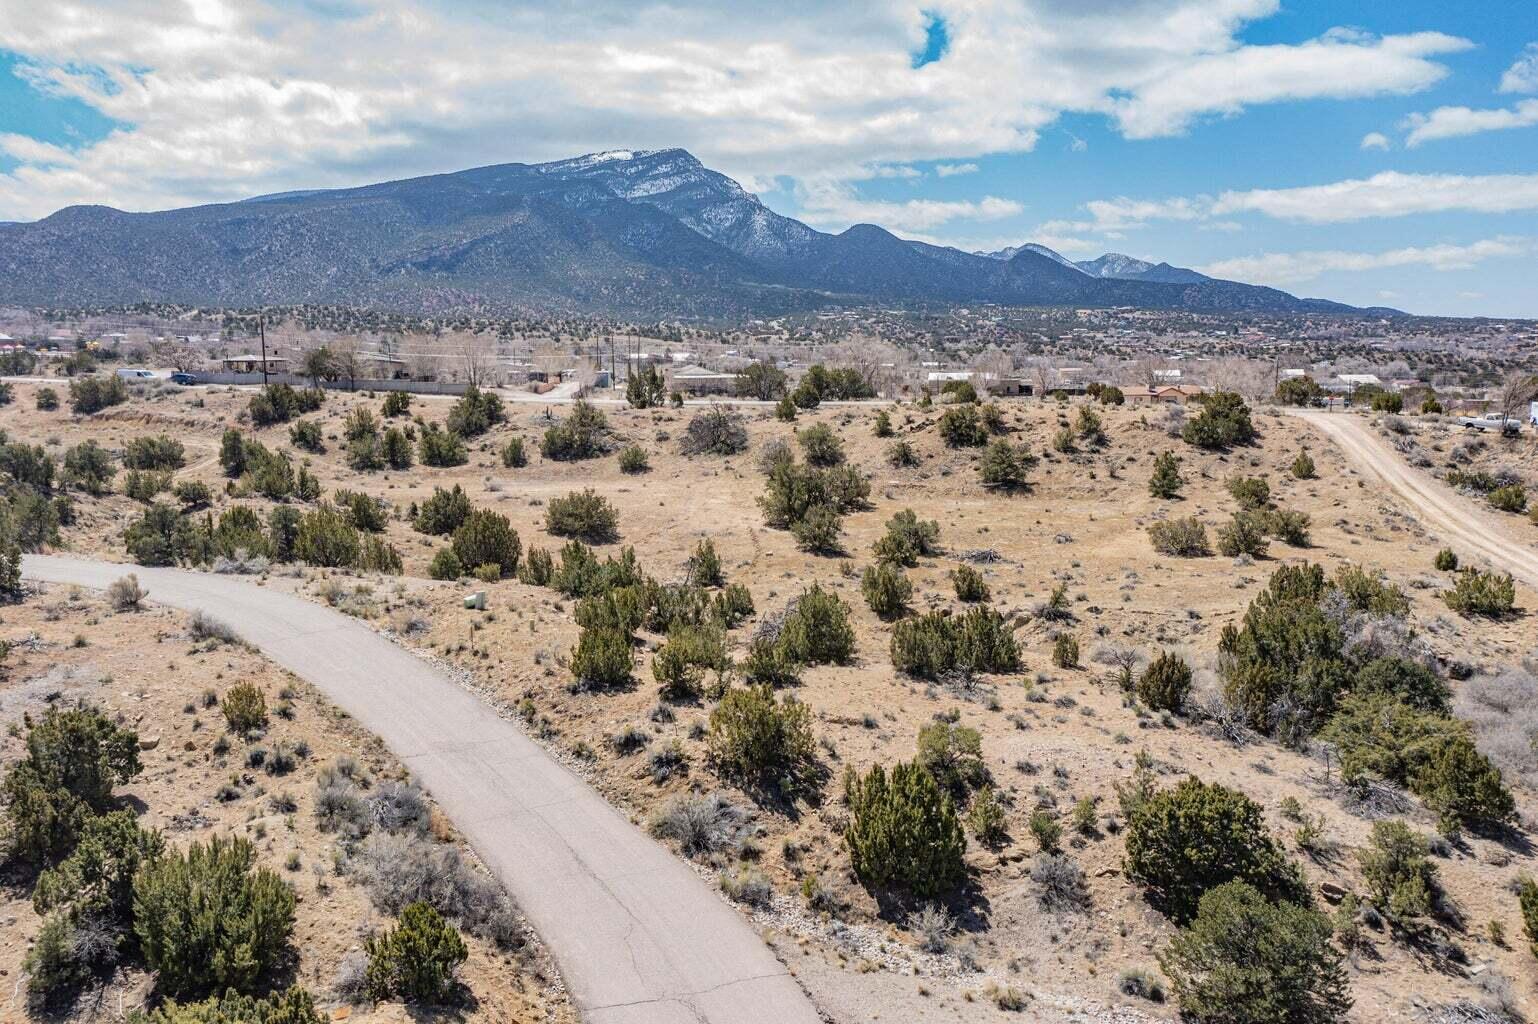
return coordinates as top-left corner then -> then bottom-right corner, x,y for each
21,554 -> 825,1024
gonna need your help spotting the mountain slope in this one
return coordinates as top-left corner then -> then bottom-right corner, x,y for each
0,149 -> 1372,316
1077,252 -> 1210,284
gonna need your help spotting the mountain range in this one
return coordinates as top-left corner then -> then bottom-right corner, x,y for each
0,148 -> 1387,317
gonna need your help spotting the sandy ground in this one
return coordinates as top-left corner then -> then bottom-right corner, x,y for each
5,379 -> 1538,1022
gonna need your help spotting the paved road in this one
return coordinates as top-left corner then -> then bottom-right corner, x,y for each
1291,410 -> 1538,591
21,555 -> 824,1024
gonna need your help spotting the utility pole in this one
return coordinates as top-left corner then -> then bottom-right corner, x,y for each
259,316 -> 270,386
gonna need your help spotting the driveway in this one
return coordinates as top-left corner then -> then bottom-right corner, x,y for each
1290,409 -> 1538,591
21,555 -> 825,1024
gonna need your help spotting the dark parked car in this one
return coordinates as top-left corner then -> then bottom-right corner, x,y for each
169,372 -> 199,385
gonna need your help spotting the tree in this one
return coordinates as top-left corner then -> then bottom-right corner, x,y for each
451,510 -> 521,578
1182,392 -> 1257,449
134,835 -> 296,998
1275,376 -> 1324,407
299,346 -> 338,389
844,762 -> 966,898
1124,776 -> 1309,923
979,439 -> 1034,491
707,684 -> 819,798
544,488 -> 619,543
1148,451 -> 1184,499
1357,820 -> 1436,922
33,810 -> 164,925
63,440 -> 116,496
914,721 -> 986,797
365,902 -> 467,1004
1138,651 -> 1192,712
140,986 -> 324,1024
444,384 -> 504,437
68,375 -> 128,414
627,365 -> 667,408
1158,881 -> 1350,1024
872,508 -> 940,566
861,562 -> 911,619
2,706 -> 142,865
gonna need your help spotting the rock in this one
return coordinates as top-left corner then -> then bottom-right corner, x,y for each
1318,881 -> 1349,904
330,1008 -> 351,1021
139,735 -> 161,750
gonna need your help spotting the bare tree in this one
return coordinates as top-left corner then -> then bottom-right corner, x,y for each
332,335 -> 364,390
1497,371 -> 1538,423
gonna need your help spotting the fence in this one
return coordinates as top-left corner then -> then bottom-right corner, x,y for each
195,372 -> 473,396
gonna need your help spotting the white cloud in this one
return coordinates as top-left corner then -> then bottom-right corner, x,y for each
1500,42 -> 1538,93
1212,172 -> 1538,222
0,0 -> 1477,220
1108,29 -> 1470,138
935,162 -> 978,177
1402,99 -> 1538,146
795,184 -> 1023,234
1199,237 -> 1532,286
870,164 -> 924,179
1360,131 -> 1391,150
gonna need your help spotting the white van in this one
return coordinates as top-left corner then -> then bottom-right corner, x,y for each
114,368 -> 157,380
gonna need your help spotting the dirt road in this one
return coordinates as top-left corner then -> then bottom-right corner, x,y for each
21,555 -> 825,1024
1291,409 -> 1538,591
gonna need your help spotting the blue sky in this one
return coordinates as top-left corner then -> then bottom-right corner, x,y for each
1,1 -> 1536,316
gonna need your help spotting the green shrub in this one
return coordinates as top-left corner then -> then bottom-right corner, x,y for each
653,624 -> 730,701
451,510 -> 521,578
979,439 -> 1035,491
500,436 -> 527,468
791,380 -> 820,409
873,410 -> 893,437
125,503 -> 192,566
872,508 -> 940,567
937,405 -> 989,447
428,548 -> 463,580
519,546 -> 552,586
133,835 -> 296,998
68,375 -> 128,414
1124,776 -> 1309,923
735,361 -> 788,401
680,406 -> 749,456
914,721 -> 986,796
890,607 -> 1020,679
219,428 -> 246,477
940,379 -> 977,403
710,580 -> 754,626
63,440 -> 116,496
444,384 -> 503,438
1291,449 -> 1317,479
124,469 -> 173,503
950,564 -> 989,602
707,684 -> 819,797
173,479 -> 213,510
887,439 -> 919,467
626,365 -> 667,408
686,538 -> 724,587
294,504 -> 360,568
1264,508 -> 1312,547
1147,517 -> 1209,557
570,626 -> 634,688
545,488 -> 619,543
1353,656 -> 1449,713
1519,876 -> 1538,958
1489,484 -> 1527,513
364,902 -> 467,1004
540,400 -> 609,461
967,787 -> 1008,846
861,562 -> 911,620
741,636 -> 801,688
335,489 -> 386,532
36,387 -> 59,410
1051,630 -> 1076,670
1226,475 -> 1270,510
33,810 -> 164,924
222,683 -> 267,733
1216,511 -> 1269,558
413,485 -> 473,535
797,423 -> 844,466
618,445 -> 649,474
141,986 -> 324,1024
1148,451 -> 1184,498
1370,391 -> 1403,413
22,914 -> 94,1011
1275,376 -> 1324,406
1433,548 -> 1458,571
1181,391 -> 1256,449
790,502 -> 843,554
1442,568 -> 1516,617
1158,881 -> 1349,1024
287,419 -> 324,453
1137,651 -> 1192,712
1,706 -> 141,865
124,434 -> 186,471
775,395 -> 797,421
417,424 -> 467,467
382,390 -> 411,417
1357,820 -> 1437,921
844,762 -> 966,898
778,585 -> 855,666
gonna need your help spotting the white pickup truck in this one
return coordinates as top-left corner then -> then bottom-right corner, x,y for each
1458,413 -> 1523,434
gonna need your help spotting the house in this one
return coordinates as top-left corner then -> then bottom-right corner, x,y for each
221,354 -> 290,374
668,364 -> 738,396
1122,384 -> 1206,407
